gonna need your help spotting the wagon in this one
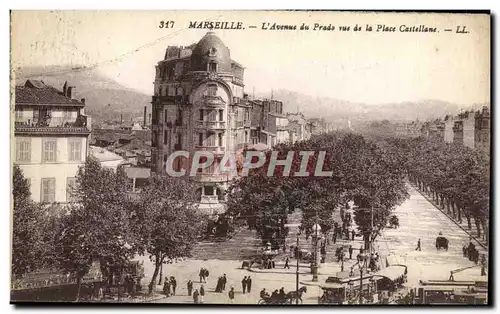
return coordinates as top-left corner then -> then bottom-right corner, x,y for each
435,236 -> 449,251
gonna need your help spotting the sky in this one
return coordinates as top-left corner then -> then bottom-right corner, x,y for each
11,11 -> 490,105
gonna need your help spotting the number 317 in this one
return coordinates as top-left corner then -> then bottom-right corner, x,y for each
159,21 -> 175,28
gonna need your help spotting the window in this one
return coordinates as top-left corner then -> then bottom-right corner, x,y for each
177,109 -> 183,125
208,62 -> 218,72
218,133 -> 223,147
164,130 -> 168,145
15,108 -> 23,120
68,139 -> 82,162
63,109 -> 72,120
208,110 -> 217,122
204,185 -> 214,196
206,133 -> 215,146
198,133 -> 204,146
207,84 -> 217,96
66,177 -> 77,202
219,109 -> 224,121
199,109 -> 204,121
16,138 -> 31,162
164,109 -> 168,123
176,133 -> 182,146
42,139 -> 57,163
41,178 -> 56,203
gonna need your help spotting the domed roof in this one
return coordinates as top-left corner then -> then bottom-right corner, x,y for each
191,32 -> 231,72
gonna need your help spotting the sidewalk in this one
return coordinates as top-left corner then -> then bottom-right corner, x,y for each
412,184 -> 488,250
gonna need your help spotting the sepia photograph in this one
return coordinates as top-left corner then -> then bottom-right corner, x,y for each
9,10 -> 490,305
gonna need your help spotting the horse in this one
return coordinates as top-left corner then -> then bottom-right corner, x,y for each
285,286 -> 307,304
241,260 -> 254,269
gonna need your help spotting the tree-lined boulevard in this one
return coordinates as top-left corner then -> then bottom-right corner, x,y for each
11,131 -> 489,304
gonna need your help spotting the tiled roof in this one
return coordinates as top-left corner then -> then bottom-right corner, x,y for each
15,80 -> 84,106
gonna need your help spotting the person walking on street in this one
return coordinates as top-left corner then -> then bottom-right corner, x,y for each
241,276 -> 247,294
187,280 -> 193,296
163,278 -> 171,297
247,276 -> 252,293
284,256 -> 290,269
200,284 -> 205,303
170,276 -> 177,295
349,245 -> 353,260
415,239 -> 421,251
351,230 -> 355,241
333,231 -> 337,244
222,274 -> 227,291
193,289 -> 199,304
229,287 -> 235,304
199,268 -> 205,283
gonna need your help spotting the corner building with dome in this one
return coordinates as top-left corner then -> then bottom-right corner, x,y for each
151,32 -> 251,215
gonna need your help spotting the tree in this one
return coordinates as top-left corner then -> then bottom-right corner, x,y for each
53,157 -> 133,301
11,165 -> 45,277
130,174 -> 204,294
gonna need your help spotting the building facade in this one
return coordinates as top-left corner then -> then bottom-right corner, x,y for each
14,80 -> 91,203
151,32 -> 250,214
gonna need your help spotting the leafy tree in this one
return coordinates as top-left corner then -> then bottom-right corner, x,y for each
130,174 -> 204,294
11,165 -> 45,277
53,157 -> 132,301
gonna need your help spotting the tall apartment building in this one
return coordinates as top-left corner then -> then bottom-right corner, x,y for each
474,106 -> 490,151
453,111 -> 476,149
151,32 -> 251,214
14,80 -> 91,203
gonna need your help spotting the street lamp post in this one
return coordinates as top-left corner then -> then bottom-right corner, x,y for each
311,223 -> 321,282
296,231 -> 300,305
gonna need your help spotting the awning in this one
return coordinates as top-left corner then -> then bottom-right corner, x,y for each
373,265 -> 407,281
320,283 -> 345,289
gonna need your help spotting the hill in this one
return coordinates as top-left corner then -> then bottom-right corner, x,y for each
257,89 -> 486,123
13,66 -> 151,125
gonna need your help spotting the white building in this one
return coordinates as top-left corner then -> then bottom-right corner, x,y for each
89,146 -> 124,172
14,80 -> 91,203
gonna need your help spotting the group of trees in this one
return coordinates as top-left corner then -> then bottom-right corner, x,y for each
12,158 -> 205,300
388,136 -> 490,244
227,132 -> 409,250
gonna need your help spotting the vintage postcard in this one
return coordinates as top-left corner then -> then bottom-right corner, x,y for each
10,10 -> 490,305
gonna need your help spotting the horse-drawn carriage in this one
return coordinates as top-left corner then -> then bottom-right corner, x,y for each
258,286 -> 307,304
436,235 -> 449,251
389,215 -> 399,228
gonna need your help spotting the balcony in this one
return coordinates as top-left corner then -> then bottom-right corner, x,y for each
195,146 -> 225,155
195,172 -> 230,183
196,120 -> 226,130
14,120 -> 90,135
152,95 -> 185,103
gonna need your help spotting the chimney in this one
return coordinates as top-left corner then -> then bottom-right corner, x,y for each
63,81 -> 68,96
143,106 -> 147,127
120,113 -> 123,125
67,86 -> 75,99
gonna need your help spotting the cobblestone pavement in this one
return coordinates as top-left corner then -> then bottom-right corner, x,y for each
135,184 -> 487,304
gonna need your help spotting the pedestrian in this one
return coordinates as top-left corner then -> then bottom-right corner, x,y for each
163,278 -> 170,297
284,256 -> 290,269
349,245 -> 353,260
247,276 -> 252,293
415,239 -> 421,251
242,276 -> 247,294
200,284 -> 205,303
351,230 -> 355,241
187,280 -> 193,296
229,287 -> 235,304
193,289 -> 199,304
222,274 -> 227,291
279,287 -> 286,304
170,276 -> 177,295
333,232 -> 337,244
199,268 -> 204,283
215,276 -> 222,293
463,245 -> 467,257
